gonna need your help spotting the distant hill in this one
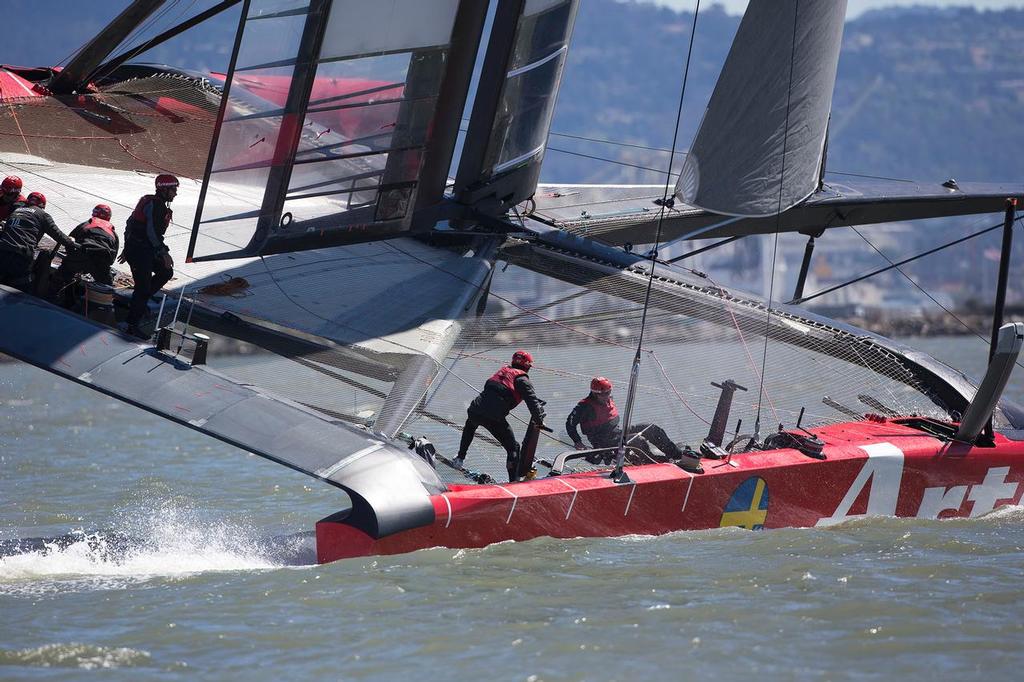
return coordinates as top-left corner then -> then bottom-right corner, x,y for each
548,2 -> 1024,185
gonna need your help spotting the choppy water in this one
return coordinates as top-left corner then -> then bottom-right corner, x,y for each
2,336 -> 1024,680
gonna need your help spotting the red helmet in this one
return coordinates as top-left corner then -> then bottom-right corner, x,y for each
26,191 -> 45,208
92,204 -> 112,220
590,376 -> 613,393
511,350 -> 533,369
155,174 -> 179,189
1,175 -> 22,194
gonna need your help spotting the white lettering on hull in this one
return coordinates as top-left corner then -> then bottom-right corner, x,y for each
816,442 -> 904,527
816,443 -> 1021,524
917,485 -> 968,519
966,466 -> 1017,517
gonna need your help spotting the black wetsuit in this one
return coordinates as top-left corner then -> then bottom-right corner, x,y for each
458,366 -> 546,466
55,217 -> 120,306
0,205 -> 75,292
123,194 -> 173,326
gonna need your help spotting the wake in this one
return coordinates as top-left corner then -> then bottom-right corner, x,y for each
0,505 -> 316,594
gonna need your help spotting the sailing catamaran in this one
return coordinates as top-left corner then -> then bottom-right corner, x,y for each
1,0 -> 1023,564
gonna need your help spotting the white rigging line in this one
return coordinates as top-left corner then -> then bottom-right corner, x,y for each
612,0 -> 702,479
753,1 -> 801,439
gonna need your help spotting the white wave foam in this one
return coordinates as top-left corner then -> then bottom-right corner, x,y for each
0,643 -> 151,670
975,503 -> 1024,521
0,501 -> 299,593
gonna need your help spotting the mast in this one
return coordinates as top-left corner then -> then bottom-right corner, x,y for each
49,0 -> 168,94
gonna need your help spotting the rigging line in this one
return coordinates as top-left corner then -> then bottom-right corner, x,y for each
545,146 -> 683,178
826,170 -> 917,184
647,352 -> 712,425
754,1 -> 801,434
458,117 -> 678,156
795,218 -> 1014,304
617,0 -> 702,463
703,270 -> 780,422
92,0 -> 203,84
548,131 -> 675,154
850,220 -> 1024,373
102,0 -> 185,73
665,234 -> 743,264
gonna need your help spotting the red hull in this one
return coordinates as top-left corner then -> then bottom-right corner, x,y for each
316,420 -> 1024,563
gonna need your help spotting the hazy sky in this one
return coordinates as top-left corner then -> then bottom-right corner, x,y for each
648,0 -> 1024,16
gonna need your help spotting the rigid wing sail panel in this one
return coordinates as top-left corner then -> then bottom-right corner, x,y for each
676,0 -> 847,217
188,0 -> 477,261
455,0 -> 579,213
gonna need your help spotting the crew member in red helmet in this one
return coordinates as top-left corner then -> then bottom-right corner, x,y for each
456,350 -> 546,471
119,174 -> 178,338
0,175 -> 26,222
566,376 -> 702,473
0,192 -> 77,292
54,204 -> 119,307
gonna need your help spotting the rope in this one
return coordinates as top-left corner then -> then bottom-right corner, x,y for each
614,0 -> 702,470
754,1 -> 801,435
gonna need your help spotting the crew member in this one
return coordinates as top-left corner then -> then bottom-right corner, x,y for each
120,174 -> 177,338
0,192 -> 77,292
0,176 -> 25,222
457,350 -> 546,477
566,377 -> 702,473
54,204 -> 119,308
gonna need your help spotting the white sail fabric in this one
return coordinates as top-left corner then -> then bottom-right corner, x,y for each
675,0 -> 847,217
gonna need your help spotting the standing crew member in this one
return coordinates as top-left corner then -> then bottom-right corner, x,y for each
54,204 -> 119,308
0,176 -> 25,222
566,377 -> 702,473
120,174 -> 177,338
0,192 -> 77,292
457,351 -> 546,477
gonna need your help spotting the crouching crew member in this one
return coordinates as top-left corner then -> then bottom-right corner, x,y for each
457,350 -> 546,478
54,204 -> 119,308
0,176 -> 26,222
566,377 -> 702,473
0,192 -> 77,292
120,174 -> 177,338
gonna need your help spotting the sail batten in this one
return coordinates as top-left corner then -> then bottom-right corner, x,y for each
676,0 -> 848,218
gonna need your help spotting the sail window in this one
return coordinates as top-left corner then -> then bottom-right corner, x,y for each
189,0 -> 466,261
480,0 -> 576,178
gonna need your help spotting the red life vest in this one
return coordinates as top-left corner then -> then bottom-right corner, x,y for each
127,195 -> 172,237
580,395 -> 619,433
488,366 -> 526,406
83,217 -> 116,239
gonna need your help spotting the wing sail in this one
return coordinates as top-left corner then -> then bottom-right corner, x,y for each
675,0 -> 847,217
188,0 -> 485,261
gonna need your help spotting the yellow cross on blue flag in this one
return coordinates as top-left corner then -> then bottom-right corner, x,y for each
719,477 -> 770,530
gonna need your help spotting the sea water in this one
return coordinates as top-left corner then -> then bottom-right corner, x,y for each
1,337 -> 1023,680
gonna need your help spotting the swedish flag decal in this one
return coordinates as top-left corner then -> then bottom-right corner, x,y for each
719,477 -> 769,530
